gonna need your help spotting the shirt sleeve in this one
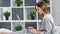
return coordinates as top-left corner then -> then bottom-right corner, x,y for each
42,18 -> 53,34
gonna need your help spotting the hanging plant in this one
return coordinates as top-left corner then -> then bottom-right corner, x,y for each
15,25 -> 22,31
15,0 -> 23,6
3,11 -> 10,20
29,10 -> 36,20
43,0 -> 49,3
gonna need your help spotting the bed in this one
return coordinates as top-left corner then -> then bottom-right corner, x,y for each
0,26 -> 60,34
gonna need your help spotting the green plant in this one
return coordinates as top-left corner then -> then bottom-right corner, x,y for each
3,11 -> 10,20
15,25 -> 22,31
29,10 -> 36,20
43,0 -> 49,3
15,0 -> 23,6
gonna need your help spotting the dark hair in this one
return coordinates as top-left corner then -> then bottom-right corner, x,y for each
35,1 -> 49,13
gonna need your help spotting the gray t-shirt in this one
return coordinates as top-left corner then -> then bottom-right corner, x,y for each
41,14 -> 55,34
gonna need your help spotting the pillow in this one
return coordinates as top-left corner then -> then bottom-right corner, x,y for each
0,28 -> 12,32
53,26 -> 60,34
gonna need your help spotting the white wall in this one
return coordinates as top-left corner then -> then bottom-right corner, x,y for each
52,0 -> 60,26
0,0 -> 2,6
0,8 -> 3,20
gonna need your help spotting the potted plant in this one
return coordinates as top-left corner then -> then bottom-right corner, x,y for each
15,25 -> 22,31
43,0 -> 49,3
3,11 -> 10,20
29,10 -> 36,20
15,0 -> 23,6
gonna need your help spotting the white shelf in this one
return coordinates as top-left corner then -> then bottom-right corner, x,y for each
0,20 -> 11,22
0,20 -> 42,22
11,20 -> 24,22
24,20 -> 41,22
12,6 -> 23,8
0,0 -> 51,32
25,6 -> 35,8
